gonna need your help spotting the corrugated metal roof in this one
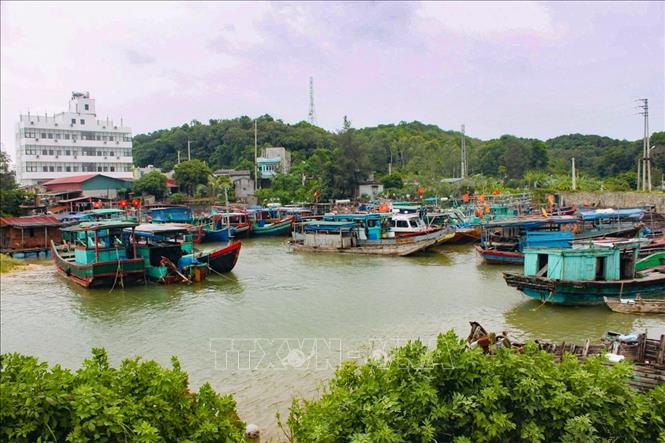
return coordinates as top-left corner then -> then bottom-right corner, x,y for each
0,215 -> 61,227
41,174 -> 99,185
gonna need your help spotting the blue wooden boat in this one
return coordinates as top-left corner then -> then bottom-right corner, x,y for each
148,206 -> 193,224
475,216 -> 578,264
504,239 -> 665,305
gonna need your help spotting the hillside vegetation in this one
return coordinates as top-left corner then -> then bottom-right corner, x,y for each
132,116 -> 665,201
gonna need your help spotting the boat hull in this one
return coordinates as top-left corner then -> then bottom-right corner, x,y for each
51,243 -> 145,289
197,241 -> 242,273
201,228 -> 230,243
504,271 -> 665,305
447,227 -> 481,244
603,296 -> 665,314
475,245 -> 524,264
251,219 -> 293,236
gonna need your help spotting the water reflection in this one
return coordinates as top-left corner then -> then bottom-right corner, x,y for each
504,299 -> 665,341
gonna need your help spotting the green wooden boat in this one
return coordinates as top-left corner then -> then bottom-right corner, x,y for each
251,217 -> 293,236
635,252 -> 665,272
504,240 -> 665,305
52,221 -> 146,288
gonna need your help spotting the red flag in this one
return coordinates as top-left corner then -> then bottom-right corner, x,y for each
119,199 -> 129,208
462,193 -> 470,203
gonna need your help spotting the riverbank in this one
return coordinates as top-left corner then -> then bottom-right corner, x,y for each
0,254 -> 27,274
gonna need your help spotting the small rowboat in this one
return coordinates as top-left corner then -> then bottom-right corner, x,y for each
604,296 -> 665,314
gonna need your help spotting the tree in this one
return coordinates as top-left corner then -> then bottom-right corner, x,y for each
0,152 -> 25,216
208,175 -> 233,204
174,160 -> 212,196
133,170 -> 168,199
1,349 -> 246,441
381,173 -> 404,189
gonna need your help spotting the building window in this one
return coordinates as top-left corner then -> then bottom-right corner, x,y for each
109,151 -> 114,156
41,133 -> 46,138
42,149 -> 47,155
109,136 -> 114,142
84,104 -> 89,110
80,119 -> 85,125
96,135 -> 100,140
49,166 -> 54,172
56,166 -> 62,172
57,150 -> 62,156
48,149 -> 54,155
71,118 -> 76,124
110,166 -> 115,172
47,133 -> 53,139
73,166 -> 79,172
43,166 -> 48,172
65,150 -> 70,156
97,166 -> 102,172
66,166 -> 71,172
64,133 -> 70,139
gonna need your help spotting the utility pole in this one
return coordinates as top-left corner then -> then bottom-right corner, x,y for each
637,98 -> 651,191
460,124 -> 467,179
254,119 -> 259,192
177,150 -> 181,164
571,157 -> 576,190
187,140 -> 191,161
308,77 -> 317,125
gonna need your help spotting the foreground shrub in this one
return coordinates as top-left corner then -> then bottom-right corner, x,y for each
286,331 -> 665,442
0,349 -> 246,442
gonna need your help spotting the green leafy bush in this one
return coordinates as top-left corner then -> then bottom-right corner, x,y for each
286,332 -> 665,442
0,349 -> 246,442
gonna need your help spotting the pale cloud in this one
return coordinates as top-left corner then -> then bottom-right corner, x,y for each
417,1 -> 556,37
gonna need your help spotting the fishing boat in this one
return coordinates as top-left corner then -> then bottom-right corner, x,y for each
131,223 -> 210,284
476,216 -> 578,264
604,296 -> 665,314
290,213 -> 447,256
427,208 -> 481,243
576,207 -> 645,239
391,212 -> 454,244
503,240 -> 665,305
210,207 -> 252,237
51,221 -> 146,288
246,207 -> 293,236
196,241 -> 242,274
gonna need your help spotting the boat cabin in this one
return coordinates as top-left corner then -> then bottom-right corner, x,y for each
62,221 -> 139,265
0,215 -> 62,256
391,213 -> 429,236
523,241 -> 643,282
148,206 -> 193,224
299,221 -> 356,249
480,216 -> 577,252
322,213 -> 393,240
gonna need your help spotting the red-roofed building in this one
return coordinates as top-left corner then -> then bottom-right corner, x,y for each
0,216 -> 62,255
42,174 -> 131,199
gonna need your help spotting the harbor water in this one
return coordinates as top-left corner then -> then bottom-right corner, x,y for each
2,238 -> 664,437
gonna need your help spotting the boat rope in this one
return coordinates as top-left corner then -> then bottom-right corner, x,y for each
109,247 -> 124,293
206,264 -> 236,282
531,290 -> 555,311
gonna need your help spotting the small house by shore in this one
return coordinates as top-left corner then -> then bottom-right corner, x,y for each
0,215 -> 62,257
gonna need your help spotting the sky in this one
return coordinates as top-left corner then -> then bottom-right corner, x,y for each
1,1 -> 663,161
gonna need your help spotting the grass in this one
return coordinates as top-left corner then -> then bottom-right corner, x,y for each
0,254 -> 27,273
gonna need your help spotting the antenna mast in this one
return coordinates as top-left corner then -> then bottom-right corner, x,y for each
308,76 -> 317,125
460,124 -> 467,179
637,98 -> 651,191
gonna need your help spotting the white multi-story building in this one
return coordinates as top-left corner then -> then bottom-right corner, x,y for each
15,92 -> 133,185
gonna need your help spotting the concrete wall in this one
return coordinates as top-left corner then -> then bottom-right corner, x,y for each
559,192 -> 665,212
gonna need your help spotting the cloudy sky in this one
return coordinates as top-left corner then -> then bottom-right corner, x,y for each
1,1 -> 663,160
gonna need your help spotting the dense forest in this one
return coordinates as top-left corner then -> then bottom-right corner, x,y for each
132,115 -> 665,201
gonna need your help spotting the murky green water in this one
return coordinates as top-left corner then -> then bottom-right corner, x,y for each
2,239 -> 664,437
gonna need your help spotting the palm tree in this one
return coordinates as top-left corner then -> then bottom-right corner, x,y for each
208,175 -> 233,205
